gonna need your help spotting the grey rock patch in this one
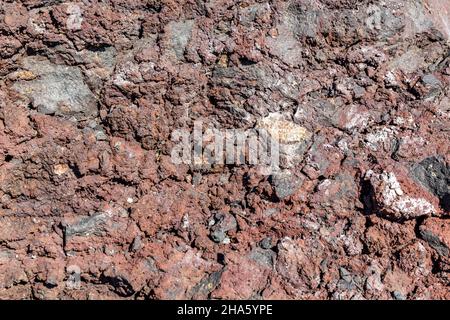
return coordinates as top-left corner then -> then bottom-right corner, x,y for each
167,20 -> 194,60
286,2 -> 321,40
339,267 -> 353,284
210,212 -> 237,243
82,46 -> 117,71
419,0 -> 450,40
270,170 -> 304,199
190,270 -> 223,298
0,249 -> 15,261
412,156 -> 449,211
263,208 -> 279,217
419,228 -> 449,257
130,235 -> 142,252
388,48 -> 426,74
63,213 -> 108,239
260,237 -> 273,249
422,74 -> 443,101
12,56 -> 97,118
393,291 -> 406,300
144,257 -> 158,272
422,74 -> 442,87
210,230 -> 227,243
404,0 -> 434,35
248,247 -> 276,269
266,25 -> 304,67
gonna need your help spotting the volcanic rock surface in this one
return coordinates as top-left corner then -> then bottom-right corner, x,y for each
0,0 -> 449,299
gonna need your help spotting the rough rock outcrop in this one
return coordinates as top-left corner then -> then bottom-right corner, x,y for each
0,0 -> 448,300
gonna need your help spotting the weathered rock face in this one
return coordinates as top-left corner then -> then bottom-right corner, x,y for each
0,0 -> 449,300
365,170 -> 438,220
412,156 -> 450,211
12,56 -> 97,117
419,217 -> 450,257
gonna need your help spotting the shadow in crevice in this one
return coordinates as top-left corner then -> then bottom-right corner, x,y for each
358,177 -> 376,216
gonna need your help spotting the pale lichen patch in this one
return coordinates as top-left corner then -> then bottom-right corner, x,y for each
257,113 -> 312,144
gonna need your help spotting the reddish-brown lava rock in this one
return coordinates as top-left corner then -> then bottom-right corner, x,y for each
0,0 -> 449,300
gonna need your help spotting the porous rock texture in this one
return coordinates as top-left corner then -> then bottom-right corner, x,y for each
0,0 -> 449,300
